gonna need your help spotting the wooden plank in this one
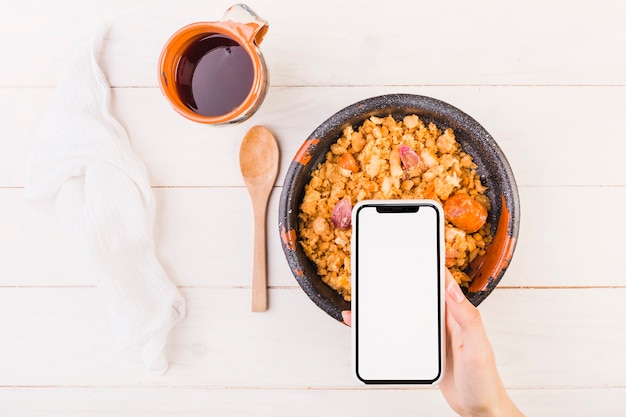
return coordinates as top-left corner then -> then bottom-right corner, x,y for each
503,185 -> 626,288
1,1 -> 625,87
0,88 -> 51,188
0,287 -> 625,388
3,185 -> 625,288
0,188 -> 86,285
116,85 -> 626,188
4,86 -> 626,188
1,386 -> 625,417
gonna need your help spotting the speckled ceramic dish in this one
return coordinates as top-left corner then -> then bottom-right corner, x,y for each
278,94 -> 520,322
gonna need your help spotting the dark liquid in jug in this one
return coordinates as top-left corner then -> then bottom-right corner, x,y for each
175,34 -> 254,117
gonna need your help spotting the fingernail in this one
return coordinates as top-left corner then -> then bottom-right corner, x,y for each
446,279 -> 465,303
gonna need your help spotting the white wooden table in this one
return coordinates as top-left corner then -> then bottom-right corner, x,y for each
2,1 -> 626,415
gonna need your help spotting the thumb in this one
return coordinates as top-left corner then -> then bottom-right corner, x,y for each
445,270 -> 487,340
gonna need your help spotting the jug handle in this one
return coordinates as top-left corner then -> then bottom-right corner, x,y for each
221,3 -> 268,46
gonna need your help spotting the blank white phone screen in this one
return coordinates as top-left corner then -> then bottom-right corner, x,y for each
355,203 -> 442,383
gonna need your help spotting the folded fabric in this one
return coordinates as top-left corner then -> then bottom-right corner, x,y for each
24,28 -> 186,374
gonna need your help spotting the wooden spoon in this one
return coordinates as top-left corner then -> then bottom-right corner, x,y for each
239,125 -> 280,312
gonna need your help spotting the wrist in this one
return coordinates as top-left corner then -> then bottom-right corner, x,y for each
461,393 -> 523,417
498,397 -> 524,417
465,396 -> 523,417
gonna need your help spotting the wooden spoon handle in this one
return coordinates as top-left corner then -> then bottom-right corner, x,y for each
251,198 -> 269,312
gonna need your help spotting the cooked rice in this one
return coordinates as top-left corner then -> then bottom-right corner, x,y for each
298,115 -> 492,301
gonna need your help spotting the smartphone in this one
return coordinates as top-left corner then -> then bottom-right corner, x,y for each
351,199 -> 445,385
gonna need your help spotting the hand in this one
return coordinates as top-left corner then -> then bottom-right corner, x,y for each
439,269 -> 523,417
341,269 -> 524,417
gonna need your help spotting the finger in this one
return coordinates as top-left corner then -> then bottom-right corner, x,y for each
444,267 -> 455,287
341,310 -> 352,327
445,273 -> 488,343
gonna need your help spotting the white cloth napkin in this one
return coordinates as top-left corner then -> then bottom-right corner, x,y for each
24,28 -> 186,374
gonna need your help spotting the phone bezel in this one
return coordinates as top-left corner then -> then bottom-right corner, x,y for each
352,199 -> 446,385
